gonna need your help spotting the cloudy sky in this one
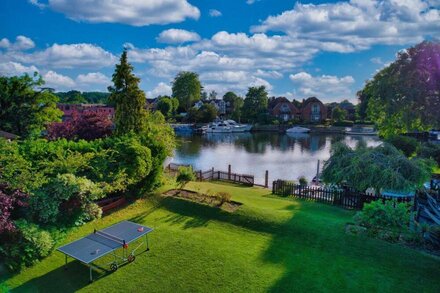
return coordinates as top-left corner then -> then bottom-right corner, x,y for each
1,0 -> 439,103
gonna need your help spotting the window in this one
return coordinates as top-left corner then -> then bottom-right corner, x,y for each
312,104 -> 319,113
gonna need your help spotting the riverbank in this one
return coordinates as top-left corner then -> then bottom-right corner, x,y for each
3,181 -> 439,292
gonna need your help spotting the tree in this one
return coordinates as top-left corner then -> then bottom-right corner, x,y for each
0,74 -> 62,137
242,86 -> 268,123
199,104 -> 218,123
321,142 -> 434,193
208,90 -> 217,100
108,50 -> 147,135
56,90 -> 87,104
156,97 -> 174,117
358,41 -> 440,137
46,111 -> 112,141
223,91 -> 244,121
331,106 -> 347,122
385,135 -> 420,157
172,71 -> 201,112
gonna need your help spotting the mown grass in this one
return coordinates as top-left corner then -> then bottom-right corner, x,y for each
2,181 -> 440,292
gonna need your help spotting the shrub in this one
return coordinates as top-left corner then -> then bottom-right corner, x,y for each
298,176 -> 308,186
215,192 -> 232,205
0,220 -> 54,271
418,142 -> 440,165
30,174 -> 104,226
176,166 -> 196,189
354,200 -> 411,235
385,135 -> 420,157
0,183 -> 29,235
332,120 -> 354,127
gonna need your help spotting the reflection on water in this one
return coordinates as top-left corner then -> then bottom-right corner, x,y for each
172,132 -> 381,185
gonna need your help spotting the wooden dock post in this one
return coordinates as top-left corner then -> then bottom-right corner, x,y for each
265,170 -> 269,188
228,164 -> 231,180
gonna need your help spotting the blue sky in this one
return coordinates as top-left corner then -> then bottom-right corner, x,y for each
1,0 -> 439,103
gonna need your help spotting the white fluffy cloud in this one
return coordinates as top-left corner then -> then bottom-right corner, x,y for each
209,9 -> 222,17
147,82 -> 172,98
289,72 -> 355,102
0,62 -> 39,76
0,36 -> 35,51
157,29 -> 201,44
252,0 -> 440,52
1,43 -> 116,69
34,0 -> 200,26
41,70 -> 111,91
43,70 -> 76,89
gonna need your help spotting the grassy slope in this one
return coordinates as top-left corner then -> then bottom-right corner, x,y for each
2,181 -> 440,293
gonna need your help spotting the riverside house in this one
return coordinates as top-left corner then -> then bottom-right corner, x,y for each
269,96 -> 328,122
58,104 -> 115,121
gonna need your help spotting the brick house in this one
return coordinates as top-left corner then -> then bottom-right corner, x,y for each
58,104 -> 114,121
268,97 -> 300,121
300,97 -> 327,122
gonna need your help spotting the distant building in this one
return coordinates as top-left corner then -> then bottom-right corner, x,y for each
268,97 -> 300,121
193,100 -> 204,110
0,130 -> 19,141
58,104 -> 114,121
300,97 -> 327,122
210,99 -> 226,115
146,98 -> 159,110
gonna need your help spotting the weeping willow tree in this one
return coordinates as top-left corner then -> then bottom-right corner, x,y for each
321,142 -> 434,193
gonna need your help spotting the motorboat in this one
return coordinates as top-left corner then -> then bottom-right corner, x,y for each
205,122 -> 232,133
344,126 -> 378,136
429,129 -> 440,141
224,120 -> 252,132
286,126 -> 311,133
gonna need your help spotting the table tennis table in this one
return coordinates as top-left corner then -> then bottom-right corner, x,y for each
57,220 -> 153,282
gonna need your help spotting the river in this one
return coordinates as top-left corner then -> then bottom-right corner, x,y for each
171,132 -> 381,185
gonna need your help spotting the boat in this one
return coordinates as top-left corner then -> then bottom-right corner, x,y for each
224,120 -> 252,132
286,126 -> 311,133
205,122 -> 232,133
429,129 -> 440,141
171,124 -> 194,134
344,126 -> 378,136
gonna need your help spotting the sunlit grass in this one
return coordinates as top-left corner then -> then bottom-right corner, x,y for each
2,181 -> 440,292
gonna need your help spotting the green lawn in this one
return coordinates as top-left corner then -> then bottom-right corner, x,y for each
2,181 -> 440,292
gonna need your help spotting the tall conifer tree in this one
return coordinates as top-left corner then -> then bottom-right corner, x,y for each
108,50 -> 146,135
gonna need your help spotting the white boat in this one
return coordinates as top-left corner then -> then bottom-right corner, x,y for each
429,129 -> 440,141
345,127 -> 378,136
286,126 -> 311,133
205,122 -> 232,133
224,120 -> 252,132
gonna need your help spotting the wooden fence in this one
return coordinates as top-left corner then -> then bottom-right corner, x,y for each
272,180 -> 413,210
166,163 -> 254,186
96,196 -> 127,214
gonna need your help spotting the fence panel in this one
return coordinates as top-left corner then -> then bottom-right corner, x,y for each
272,180 -> 413,210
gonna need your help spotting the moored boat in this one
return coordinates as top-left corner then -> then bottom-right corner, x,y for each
286,126 -> 311,133
224,120 -> 252,132
344,126 -> 377,136
205,122 -> 232,133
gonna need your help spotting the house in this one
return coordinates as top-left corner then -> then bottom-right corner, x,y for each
58,104 -> 115,121
210,99 -> 226,115
268,97 -> 300,121
193,100 -> 204,110
300,97 -> 327,122
0,130 -> 19,141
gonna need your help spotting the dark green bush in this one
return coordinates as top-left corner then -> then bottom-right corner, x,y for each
418,142 -> 440,165
0,220 -> 54,271
332,120 -> 354,127
30,174 -> 104,226
385,135 -> 420,157
298,176 -> 308,186
354,200 -> 411,237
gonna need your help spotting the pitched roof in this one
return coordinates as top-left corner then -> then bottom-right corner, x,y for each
0,130 -> 19,140
302,97 -> 323,106
268,97 -> 290,110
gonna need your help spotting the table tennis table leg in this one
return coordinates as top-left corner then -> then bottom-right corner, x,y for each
146,234 -> 150,251
89,266 -> 93,283
64,255 -> 68,270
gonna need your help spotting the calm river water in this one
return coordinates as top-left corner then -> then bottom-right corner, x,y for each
171,132 -> 381,185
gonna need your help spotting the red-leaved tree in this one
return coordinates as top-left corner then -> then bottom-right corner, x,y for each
0,183 -> 29,235
47,110 -> 113,141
